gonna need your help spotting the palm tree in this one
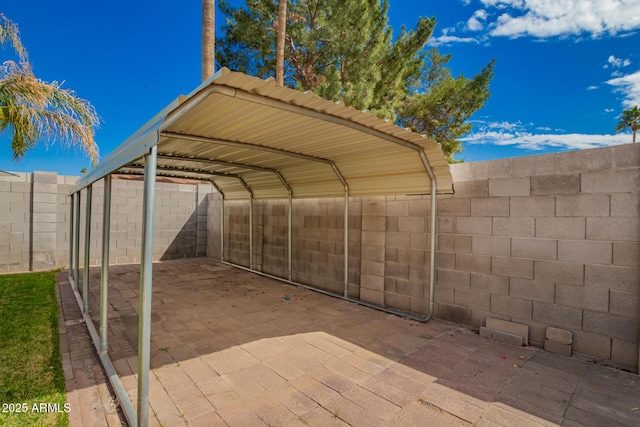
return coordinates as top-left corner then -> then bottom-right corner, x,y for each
615,105 -> 640,144
202,0 -> 215,81
0,13 -> 99,164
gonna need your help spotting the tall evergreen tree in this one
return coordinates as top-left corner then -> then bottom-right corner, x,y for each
399,49 -> 495,161
217,0 -> 434,119
217,0 -> 493,161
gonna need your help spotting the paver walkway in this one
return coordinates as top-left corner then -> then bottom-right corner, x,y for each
57,258 -> 640,426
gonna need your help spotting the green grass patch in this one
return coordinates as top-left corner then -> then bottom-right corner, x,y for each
0,271 -> 69,427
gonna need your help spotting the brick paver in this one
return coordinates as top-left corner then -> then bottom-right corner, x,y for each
57,259 -> 640,426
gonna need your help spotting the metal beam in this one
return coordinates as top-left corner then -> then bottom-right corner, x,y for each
68,193 -> 74,281
249,194 -> 254,269
137,146 -> 157,426
157,153 -> 281,174
82,185 -> 92,315
125,163 -> 242,179
288,195 -> 292,281
160,131 -> 348,189
220,195 -> 225,262
123,165 -> 255,199
100,175 -> 112,354
344,190 -> 349,297
157,153 -> 294,199
74,192 -> 81,291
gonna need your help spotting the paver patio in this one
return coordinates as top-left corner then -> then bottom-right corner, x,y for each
57,258 -> 640,426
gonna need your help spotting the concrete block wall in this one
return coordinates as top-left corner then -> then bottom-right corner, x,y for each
288,198 -> 361,296
3,144 -> 637,370
205,143 -> 639,371
361,196 -> 433,315
206,193 -> 433,317
439,143 -> 639,370
0,172 -> 210,273
208,197 -> 362,296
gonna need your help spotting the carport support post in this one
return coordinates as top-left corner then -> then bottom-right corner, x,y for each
99,175 -> 112,354
343,191 -> 349,297
249,194 -> 253,269
288,195 -> 292,281
220,196 -> 225,261
429,183 -> 437,316
68,193 -> 74,281
83,185 -> 92,315
74,191 -> 81,291
137,145 -> 157,427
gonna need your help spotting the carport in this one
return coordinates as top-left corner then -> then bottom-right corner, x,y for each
67,68 -> 454,426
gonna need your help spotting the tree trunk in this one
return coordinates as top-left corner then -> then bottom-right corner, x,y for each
202,0 -> 215,82
276,0 -> 287,86
633,124 -> 637,143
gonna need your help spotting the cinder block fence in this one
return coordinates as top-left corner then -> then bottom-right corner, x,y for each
0,172 -> 210,272
206,143 -> 640,371
437,143 -> 639,369
1,143 -> 638,371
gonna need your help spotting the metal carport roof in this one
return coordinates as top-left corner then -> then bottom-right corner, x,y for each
67,68 -> 454,427
71,67 -> 453,197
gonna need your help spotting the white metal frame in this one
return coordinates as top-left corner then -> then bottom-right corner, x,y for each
68,148 -> 158,427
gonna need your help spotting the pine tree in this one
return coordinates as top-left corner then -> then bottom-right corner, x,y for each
217,0 -> 494,161
217,0 -> 434,119
399,49 -> 495,161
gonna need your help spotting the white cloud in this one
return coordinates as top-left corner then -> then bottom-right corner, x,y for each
606,70 -> 640,108
604,108 -> 615,113
587,85 -> 598,90
463,120 -> 630,150
481,120 -> 523,131
429,35 -> 480,46
473,0 -> 640,39
462,131 -> 630,150
608,55 -> 632,68
467,9 -> 489,31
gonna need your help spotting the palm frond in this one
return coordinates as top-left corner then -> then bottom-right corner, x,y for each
0,14 -> 27,62
0,63 -> 100,164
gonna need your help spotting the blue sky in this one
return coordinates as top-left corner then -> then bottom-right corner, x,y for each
1,0 -> 639,175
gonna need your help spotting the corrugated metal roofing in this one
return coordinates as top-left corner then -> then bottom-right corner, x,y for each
72,68 -> 454,199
